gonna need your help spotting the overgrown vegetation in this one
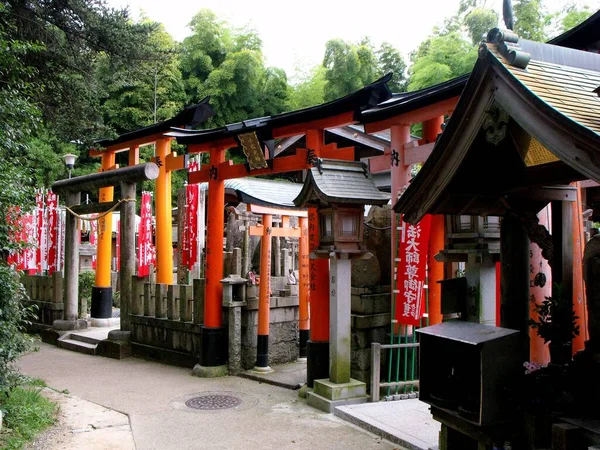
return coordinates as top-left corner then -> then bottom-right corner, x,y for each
0,379 -> 56,450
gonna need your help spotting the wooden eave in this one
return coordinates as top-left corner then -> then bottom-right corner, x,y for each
90,98 -> 213,156
170,74 -> 392,149
393,46 -> 600,224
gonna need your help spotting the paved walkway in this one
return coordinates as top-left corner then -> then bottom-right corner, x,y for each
17,342 -> 439,450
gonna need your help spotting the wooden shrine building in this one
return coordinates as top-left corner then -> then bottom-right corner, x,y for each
393,27 -> 600,449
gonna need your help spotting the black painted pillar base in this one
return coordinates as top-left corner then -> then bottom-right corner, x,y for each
256,334 -> 269,368
307,340 -> 329,388
200,325 -> 227,367
299,329 -> 309,359
91,286 -> 112,318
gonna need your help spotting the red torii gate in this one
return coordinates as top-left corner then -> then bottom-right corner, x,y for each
360,76 -> 465,327
169,74 -> 393,379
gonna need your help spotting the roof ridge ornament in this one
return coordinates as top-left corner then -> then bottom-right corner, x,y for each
486,28 -> 531,69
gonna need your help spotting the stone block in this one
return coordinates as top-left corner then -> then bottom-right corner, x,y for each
351,313 -> 390,329
97,339 -> 132,359
275,296 -> 299,308
270,323 -> 298,343
306,391 -> 368,413
351,347 -> 372,371
351,293 -> 391,315
313,378 -> 367,400
270,307 -> 297,323
552,423 -> 582,450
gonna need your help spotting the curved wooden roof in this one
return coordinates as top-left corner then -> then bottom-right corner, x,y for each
394,30 -> 600,224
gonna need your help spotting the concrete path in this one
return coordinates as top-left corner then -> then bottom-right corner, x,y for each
18,343 -> 408,450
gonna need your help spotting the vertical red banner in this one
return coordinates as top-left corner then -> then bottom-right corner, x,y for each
45,191 -> 58,275
23,214 -> 36,273
90,215 -> 98,269
116,219 -> 121,271
395,214 -> 432,326
138,192 -> 154,277
36,190 -> 45,274
186,183 -> 199,269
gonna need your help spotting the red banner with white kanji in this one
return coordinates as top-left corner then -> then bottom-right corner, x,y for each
36,190 -> 45,274
90,215 -> 97,269
137,191 -> 154,277
45,191 -> 58,275
395,214 -> 432,326
185,183 -> 199,269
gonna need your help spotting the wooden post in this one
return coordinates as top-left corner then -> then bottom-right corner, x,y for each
306,129 -> 331,387
371,342 -> 381,402
298,217 -> 310,359
500,213 -> 530,362
199,145 -> 227,370
155,138 -> 173,285
255,213 -> 273,370
423,117 -> 445,325
93,151 -> 116,319
63,192 -> 81,322
119,181 -> 136,331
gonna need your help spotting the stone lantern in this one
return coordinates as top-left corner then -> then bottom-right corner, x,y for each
294,158 -> 389,411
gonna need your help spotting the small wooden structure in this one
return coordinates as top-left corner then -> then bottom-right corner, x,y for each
394,27 -> 600,449
294,158 -> 389,411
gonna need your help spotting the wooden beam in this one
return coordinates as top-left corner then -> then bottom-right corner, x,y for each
579,179 -> 600,188
89,133 -> 171,156
166,153 -> 188,172
129,146 -> 139,166
509,186 -> 577,203
404,142 -> 435,166
53,163 -> 159,194
70,201 -> 120,216
272,111 -> 355,138
364,97 -> 459,134
248,204 -> 307,217
187,138 -> 238,154
189,149 -> 312,184
321,145 -> 354,160
249,224 -> 302,238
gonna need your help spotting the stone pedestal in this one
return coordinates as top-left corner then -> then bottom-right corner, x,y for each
306,378 -> 368,412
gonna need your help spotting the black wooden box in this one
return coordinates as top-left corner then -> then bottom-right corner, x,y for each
416,320 -> 521,426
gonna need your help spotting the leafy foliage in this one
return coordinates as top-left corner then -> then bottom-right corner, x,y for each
529,283 -> 580,345
287,66 -> 326,110
0,265 -> 35,395
513,0 -> 550,41
0,384 -> 56,449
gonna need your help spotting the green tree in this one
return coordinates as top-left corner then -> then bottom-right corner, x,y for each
513,0 -> 549,41
408,31 -> 477,91
181,9 -> 288,127
0,4 -> 38,394
322,38 -> 378,101
287,66 -> 326,110
376,42 -> 408,93
465,7 -> 499,45
5,0 -> 157,144
98,21 -> 186,135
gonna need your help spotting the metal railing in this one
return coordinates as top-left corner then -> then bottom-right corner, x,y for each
370,341 -> 420,402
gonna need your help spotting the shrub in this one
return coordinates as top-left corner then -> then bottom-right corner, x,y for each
0,265 -> 35,396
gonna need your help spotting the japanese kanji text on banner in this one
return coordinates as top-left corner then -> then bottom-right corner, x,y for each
395,214 -> 432,326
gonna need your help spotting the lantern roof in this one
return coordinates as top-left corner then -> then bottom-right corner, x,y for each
293,159 -> 390,207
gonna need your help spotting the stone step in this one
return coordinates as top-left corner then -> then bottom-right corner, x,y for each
70,333 -> 103,345
58,338 -> 97,355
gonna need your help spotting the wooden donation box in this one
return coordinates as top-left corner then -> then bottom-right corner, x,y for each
417,321 -> 521,426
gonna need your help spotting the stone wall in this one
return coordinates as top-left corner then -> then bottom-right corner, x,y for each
21,272 -> 64,329
238,276 -> 299,369
350,285 -> 391,389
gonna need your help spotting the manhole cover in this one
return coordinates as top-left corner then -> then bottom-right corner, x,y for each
185,394 -> 242,410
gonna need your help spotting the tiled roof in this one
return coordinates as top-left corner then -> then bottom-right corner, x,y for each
487,43 -> 600,134
200,177 -> 303,209
294,159 -> 390,207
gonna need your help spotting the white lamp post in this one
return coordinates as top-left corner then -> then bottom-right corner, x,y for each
64,153 -> 77,179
